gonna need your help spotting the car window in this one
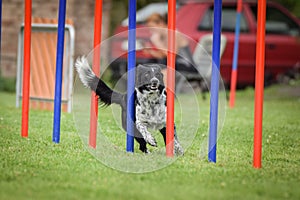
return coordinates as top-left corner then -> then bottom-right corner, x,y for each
198,6 -> 249,32
250,5 -> 300,36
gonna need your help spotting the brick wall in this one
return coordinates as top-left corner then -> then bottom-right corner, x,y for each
1,0 -> 111,77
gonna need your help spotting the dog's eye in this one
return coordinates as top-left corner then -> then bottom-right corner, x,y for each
144,72 -> 150,78
155,72 -> 162,78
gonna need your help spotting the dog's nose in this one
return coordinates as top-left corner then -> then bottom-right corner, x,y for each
151,77 -> 159,85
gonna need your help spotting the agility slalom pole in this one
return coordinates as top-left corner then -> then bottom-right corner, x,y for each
0,0 -> 2,61
166,0 -> 176,157
52,0 -> 67,143
89,0 -> 103,149
208,0 -> 222,163
21,0 -> 32,138
126,0 -> 136,152
253,0 -> 266,169
229,0 -> 243,108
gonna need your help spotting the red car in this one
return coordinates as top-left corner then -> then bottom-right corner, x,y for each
110,0 -> 300,87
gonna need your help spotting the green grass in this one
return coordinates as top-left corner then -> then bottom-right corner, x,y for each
1,83 -> 300,200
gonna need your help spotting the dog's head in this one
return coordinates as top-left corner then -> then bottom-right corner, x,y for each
136,64 -> 164,92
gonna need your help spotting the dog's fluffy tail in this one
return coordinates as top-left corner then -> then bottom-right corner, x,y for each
75,56 -> 123,106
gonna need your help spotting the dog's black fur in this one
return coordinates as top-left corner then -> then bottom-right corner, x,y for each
75,57 -> 183,155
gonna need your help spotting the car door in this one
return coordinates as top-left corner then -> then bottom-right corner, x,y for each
196,4 -> 257,85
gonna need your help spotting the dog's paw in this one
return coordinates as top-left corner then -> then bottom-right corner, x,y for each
144,149 -> 151,154
174,140 -> 184,156
139,146 -> 151,154
145,134 -> 157,147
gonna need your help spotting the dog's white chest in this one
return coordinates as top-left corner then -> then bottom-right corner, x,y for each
136,89 -> 166,130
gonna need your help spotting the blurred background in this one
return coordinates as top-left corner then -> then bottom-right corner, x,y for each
0,0 -> 299,92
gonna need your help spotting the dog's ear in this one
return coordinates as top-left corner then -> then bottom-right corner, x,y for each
136,64 -> 145,73
135,64 -> 145,87
156,64 -> 163,71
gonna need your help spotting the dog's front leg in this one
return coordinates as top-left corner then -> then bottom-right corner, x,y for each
136,121 -> 157,147
160,126 -> 184,156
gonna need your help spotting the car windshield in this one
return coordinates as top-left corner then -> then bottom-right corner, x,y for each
250,5 -> 300,36
198,6 -> 249,32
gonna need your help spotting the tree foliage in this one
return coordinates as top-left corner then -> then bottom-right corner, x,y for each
268,0 -> 300,17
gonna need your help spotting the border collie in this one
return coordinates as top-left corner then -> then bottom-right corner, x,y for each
75,56 -> 183,155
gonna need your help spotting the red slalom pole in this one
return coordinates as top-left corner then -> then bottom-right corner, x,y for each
253,0 -> 266,169
21,0 -> 32,138
89,0 -> 102,148
166,0 -> 176,157
229,70 -> 237,108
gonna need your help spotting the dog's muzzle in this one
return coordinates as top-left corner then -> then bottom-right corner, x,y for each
150,77 -> 159,90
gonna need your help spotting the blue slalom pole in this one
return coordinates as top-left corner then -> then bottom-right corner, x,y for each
0,0 -> 2,60
208,0 -> 222,162
52,0 -> 67,143
126,0 -> 136,152
229,0 -> 243,108
232,14 -> 241,72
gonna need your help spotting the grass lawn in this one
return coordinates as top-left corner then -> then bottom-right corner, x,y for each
0,83 -> 300,200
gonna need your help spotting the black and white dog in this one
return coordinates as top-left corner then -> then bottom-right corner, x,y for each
75,57 -> 184,155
